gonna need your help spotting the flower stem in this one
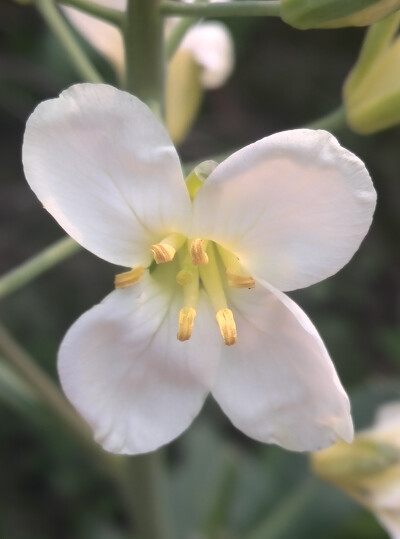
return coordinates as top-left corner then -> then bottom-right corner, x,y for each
124,0 -> 165,118
34,0 -> 103,83
129,452 -> 174,539
307,105 -> 348,132
0,237 -> 81,302
0,323 -> 93,446
244,477 -> 317,539
165,15 -> 198,60
0,323 -> 162,538
159,0 -> 281,18
57,0 -> 123,26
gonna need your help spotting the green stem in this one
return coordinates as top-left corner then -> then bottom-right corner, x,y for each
35,0 -> 103,83
244,478 -> 316,539
0,237 -> 81,302
160,0 -> 281,18
57,0 -> 123,26
165,16 -> 199,60
0,323 -> 92,445
129,452 -> 174,539
306,105 -> 348,132
123,0 -> 164,117
0,324 -> 142,537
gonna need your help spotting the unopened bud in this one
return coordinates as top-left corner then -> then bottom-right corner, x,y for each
281,0 -> 400,29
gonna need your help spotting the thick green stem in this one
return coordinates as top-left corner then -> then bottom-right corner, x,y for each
160,0 -> 281,18
0,237 -> 81,302
124,0 -> 165,117
129,452 -> 174,539
307,105 -> 348,132
57,0 -> 123,26
35,0 -> 103,83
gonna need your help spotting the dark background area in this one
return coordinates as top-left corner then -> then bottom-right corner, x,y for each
0,1 -> 399,537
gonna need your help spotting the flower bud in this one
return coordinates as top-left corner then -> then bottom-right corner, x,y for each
281,0 -> 400,29
344,11 -> 400,133
311,402 -> 400,539
166,50 -> 203,146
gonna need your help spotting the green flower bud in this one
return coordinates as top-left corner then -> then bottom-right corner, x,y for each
344,11 -> 400,133
281,0 -> 400,29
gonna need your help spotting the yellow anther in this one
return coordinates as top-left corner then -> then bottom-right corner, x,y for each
217,245 -> 255,289
151,233 -> 185,264
190,238 -> 209,266
226,271 -> 255,289
177,307 -> 196,341
151,243 -> 176,264
114,266 -> 144,289
176,269 -> 194,286
216,309 -> 237,346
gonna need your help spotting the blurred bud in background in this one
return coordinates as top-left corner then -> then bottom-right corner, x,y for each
281,0 -> 400,29
344,11 -> 400,134
312,402 -> 400,539
63,0 -> 234,145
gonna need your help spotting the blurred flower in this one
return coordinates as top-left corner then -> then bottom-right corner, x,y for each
63,0 -> 234,144
312,402 -> 400,538
281,0 -> 400,29
23,84 -> 376,455
344,11 -> 400,134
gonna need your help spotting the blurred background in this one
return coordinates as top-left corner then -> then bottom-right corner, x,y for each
0,1 -> 399,537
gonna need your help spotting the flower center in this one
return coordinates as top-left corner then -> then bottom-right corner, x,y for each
114,161 -> 255,346
115,234 -> 255,346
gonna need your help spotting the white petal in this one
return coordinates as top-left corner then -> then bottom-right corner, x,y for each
211,279 -> 353,452
63,0 -> 125,73
375,511 -> 400,539
58,273 -> 220,455
180,21 -> 234,89
192,129 -> 376,291
23,84 -> 190,268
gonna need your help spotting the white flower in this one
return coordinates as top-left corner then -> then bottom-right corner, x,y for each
22,83 -> 376,455
313,402 -> 400,539
63,0 -> 234,88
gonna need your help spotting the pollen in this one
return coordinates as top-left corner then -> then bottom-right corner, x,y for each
177,307 -> 197,341
151,233 -> 186,264
226,271 -> 255,289
151,243 -> 176,264
190,238 -> 209,265
114,266 -> 144,289
216,309 -> 237,346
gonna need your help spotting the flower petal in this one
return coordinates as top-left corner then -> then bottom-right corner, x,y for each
211,279 -> 353,452
58,273 -> 220,454
192,129 -> 376,291
180,21 -> 234,89
23,84 -> 190,268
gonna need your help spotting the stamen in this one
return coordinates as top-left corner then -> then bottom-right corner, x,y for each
177,307 -> 196,341
151,233 -> 185,264
190,238 -> 209,265
226,271 -> 255,289
216,309 -> 237,346
151,243 -> 176,264
114,266 -> 144,289
217,245 -> 255,289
